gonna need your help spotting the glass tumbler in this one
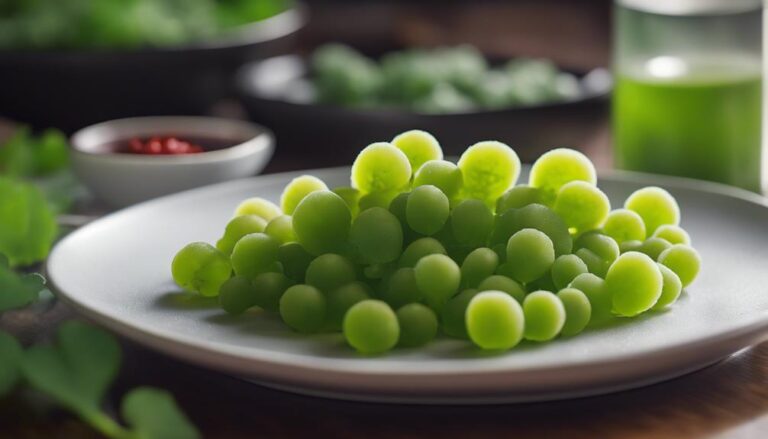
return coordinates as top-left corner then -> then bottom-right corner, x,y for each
613,0 -> 763,192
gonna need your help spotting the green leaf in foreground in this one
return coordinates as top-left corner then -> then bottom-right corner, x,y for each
0,255 -> 46,311
22,321 -> 122,418
122,387 -> 201,439
0,330 -> 23,397
0,176 -> 58,266
21,320 -> 199,438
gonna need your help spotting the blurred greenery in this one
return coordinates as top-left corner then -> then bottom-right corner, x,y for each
0,253 -> 46,311
0,127 -> 69,177
311,44 -> 582,114
0,0 -> 291,50
5,321 -> 200,438
0,177 -> 58,267
0,126 -> 88,265
0,126 -> 87,214
0,330 -> 23,397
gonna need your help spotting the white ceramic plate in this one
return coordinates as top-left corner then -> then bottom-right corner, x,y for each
47,167 -> 768,404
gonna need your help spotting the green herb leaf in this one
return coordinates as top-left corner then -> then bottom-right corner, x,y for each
122,387 -> 201,439
32,128 -> 70,175
0,255 -> 45,311
0,127 -> 35,176
0,330 -> 23,397
0,177 -> 58,266
0,126 -> 78,213
19,320 -> 200,439
0,127 -> 69,177
22,321 -> 121,415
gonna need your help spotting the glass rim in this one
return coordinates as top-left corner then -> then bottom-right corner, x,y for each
616,0 -> 762,16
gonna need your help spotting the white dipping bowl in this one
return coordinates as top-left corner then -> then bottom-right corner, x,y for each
71,116 -> 274,208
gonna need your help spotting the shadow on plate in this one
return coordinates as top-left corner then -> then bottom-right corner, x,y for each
155,291 -> 220,311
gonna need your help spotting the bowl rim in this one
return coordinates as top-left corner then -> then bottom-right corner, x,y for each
0,3 -> 306,56
70,116 -> 274,166
237,54 -> 613,118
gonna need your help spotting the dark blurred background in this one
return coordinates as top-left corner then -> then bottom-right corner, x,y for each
0,0 -> 614,169
300,0 -> 610,67
281,0 -> 613,167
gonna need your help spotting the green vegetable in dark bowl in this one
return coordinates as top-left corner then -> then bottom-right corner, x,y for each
216,0 -> 291,28
0,0 -> 291,50
310,44 -> 584,114
312,44 -> 382,107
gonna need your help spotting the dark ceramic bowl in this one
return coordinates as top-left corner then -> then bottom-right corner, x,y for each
0,6 -> 306,133
237,54 -> 611,167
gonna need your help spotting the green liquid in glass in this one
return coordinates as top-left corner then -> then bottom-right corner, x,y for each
613,56 -> 762,192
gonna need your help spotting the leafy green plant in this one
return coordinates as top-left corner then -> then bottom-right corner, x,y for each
1,252 -> 197,437
1,321 -> 199,439
0,177 -> 58,266
0,127 -> 69,177
23,321 -> 124,434
0,125 -> 197,436
0,253 -> 46,311
1,126 -> 83,215
0,0 -> 291,50
0,330 -> 23,397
